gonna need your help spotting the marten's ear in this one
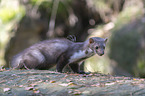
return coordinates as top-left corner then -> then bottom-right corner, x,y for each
89,38 -> 94,44
104,38 -> 108,43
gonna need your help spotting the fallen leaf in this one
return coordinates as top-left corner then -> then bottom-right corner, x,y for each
34,90 -> 40,94
25,87 -> 34,90
3,88 -> 11,92
59,83 -> 69,87
139,79 -> 144,81
50,80 -> 56,83
33,88 -> 40,93
105,82 -> 116,86
66,79 -> 72,82
19,85 -> 23,87
82,91 -> 90,94
91,83 -> 100,87
68,82 -> 77,86
68,90 -> 73,93
29,84 -> 37,87
45,80 -> 49,82
64,75 -> 69,78
73,91 -> 82,95
38,80 -> 43,83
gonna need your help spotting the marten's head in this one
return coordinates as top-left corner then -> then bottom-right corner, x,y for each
88,37 -> 107,56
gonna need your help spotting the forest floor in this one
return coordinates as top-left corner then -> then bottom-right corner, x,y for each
0,69 -> 145,96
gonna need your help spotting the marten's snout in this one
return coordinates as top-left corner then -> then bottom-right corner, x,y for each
96,48 -> 105,56
97,51 -> 104,56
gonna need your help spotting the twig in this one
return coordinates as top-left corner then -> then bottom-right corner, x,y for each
47,0 -> 60,38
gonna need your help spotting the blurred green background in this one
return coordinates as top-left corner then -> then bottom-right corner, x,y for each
0,0 -> 145,77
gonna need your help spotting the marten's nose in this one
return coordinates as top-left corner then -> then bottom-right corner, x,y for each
98,51 -> 104,56
100,53 -> 104,56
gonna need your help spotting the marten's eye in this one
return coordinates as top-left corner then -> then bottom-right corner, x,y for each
96,46 -> 99,49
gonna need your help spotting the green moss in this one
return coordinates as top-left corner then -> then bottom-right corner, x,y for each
0,6 -> 25,23
0,0 -> 25,66
113,6 -> 142,31
108,3 -> 144,76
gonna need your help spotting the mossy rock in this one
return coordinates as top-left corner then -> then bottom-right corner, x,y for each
109,17 -> 145,77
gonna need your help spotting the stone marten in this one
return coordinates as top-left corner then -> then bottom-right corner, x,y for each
10,37 -> 107,73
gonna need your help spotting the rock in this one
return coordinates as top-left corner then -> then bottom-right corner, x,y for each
0,70 -> 145,95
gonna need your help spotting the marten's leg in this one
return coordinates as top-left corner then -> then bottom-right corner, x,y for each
69,63 -> 80,73
69,63 -> 89,74
56,54 -> 68,73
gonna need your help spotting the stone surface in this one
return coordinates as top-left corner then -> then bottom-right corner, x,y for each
0,69 -> 145,96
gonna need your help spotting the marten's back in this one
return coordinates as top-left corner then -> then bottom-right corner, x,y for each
10,38 -> 74,69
